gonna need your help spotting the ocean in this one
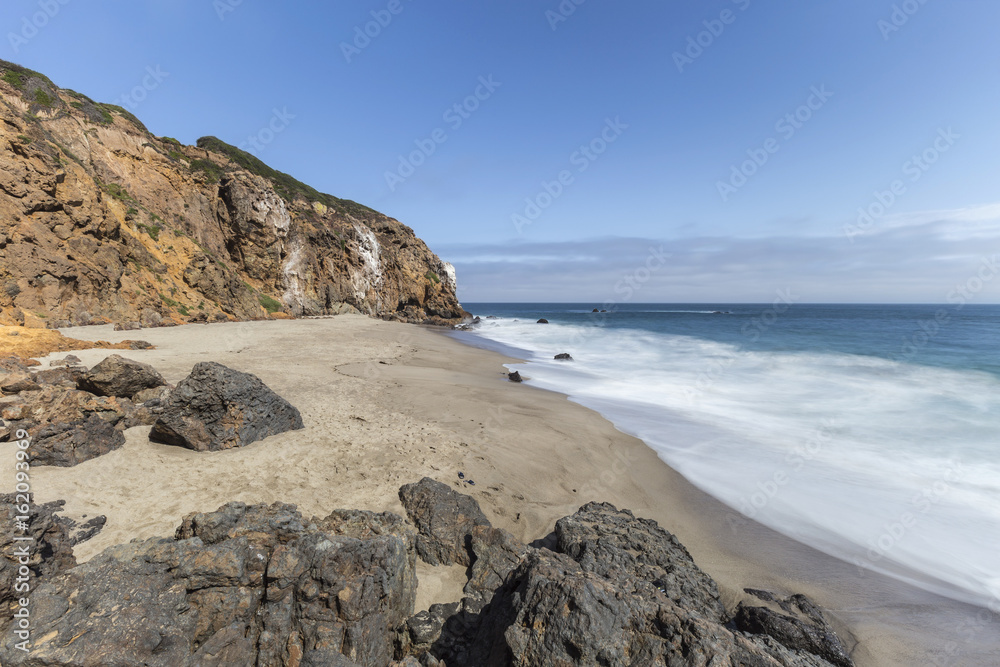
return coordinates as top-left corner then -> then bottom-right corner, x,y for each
454,303 -> 1000,611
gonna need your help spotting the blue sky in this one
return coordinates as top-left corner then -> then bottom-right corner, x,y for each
4,0 -> 999,303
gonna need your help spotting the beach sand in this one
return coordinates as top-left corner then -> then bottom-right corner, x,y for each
2,315 -> 995,666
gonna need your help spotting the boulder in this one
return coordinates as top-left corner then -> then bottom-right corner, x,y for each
0,502 -> 416,667
507,371 -> 522,383
113,321 -> 142,331
735,590 -> 855,667
30,414 -> 126,467
462,525 -> 528,614
555,501 -> 726,621
398,477 -> 491,566
149,362 -> 304,451
465,548 -> 842,667
554,353 -> 572,360
0,371 -> 40,394
77,354 -> 166,399
536,318 -> 548,324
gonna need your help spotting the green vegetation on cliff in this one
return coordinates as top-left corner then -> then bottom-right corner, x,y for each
196,136 -> 375,219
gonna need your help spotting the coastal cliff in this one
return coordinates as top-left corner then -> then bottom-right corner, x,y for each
0,60 -> 465,327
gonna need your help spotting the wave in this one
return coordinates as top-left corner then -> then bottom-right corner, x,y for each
466,317 -> 1000,608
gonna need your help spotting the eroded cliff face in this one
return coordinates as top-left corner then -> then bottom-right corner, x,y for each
0,61 -> 465,327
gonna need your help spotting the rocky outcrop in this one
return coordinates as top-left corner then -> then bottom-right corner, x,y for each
0,356 -> 168,465
0,480 -> 856,667
389,488 -> 854,667
0,495 -> 104,606
76,353 -> 166,399
149,361 -> 303,451
0,60 -> 465,327
398,477 -> 491,567
0,502 -> 417,667
735,589 -> 855,667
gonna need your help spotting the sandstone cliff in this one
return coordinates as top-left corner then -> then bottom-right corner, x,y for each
0,60 -> 465,327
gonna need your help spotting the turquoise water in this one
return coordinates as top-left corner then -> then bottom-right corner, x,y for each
457,303 -> 1000,609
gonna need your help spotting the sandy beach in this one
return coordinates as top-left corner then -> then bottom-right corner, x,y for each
2,315 -> 995,666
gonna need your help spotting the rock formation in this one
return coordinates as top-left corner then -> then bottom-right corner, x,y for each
0,60 -> 465,327
149,361 -> 303,451
0,482 -> 856,666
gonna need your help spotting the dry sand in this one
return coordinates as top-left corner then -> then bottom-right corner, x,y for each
2,315 -> 996,666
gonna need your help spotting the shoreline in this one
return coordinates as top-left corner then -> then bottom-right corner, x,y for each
2,316 -> 995,665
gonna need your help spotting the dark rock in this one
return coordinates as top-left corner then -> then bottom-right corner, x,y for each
398,477 -> 491,566
133,385 -> 171,404
507,371 -> 522,383
553,353 -> 572,361
536,318 -> 548,324
407,602 -> 461,653
555,501 -> 726,621
113,321 -> 142,331
466,547 -> 845,667
600,309 -> 607,312
462,525 -> 528,614
1,372 -> 41,394
735,592 -> 855,667
149,361 -> 303,451
31,414 -> 126,466
592,308 -> 599,312
77,354 -> 166,399
0,502 -> 416,667
0,496 -> 81,607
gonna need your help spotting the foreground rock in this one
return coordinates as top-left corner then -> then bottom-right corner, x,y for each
398,477 -> 491,566
0,502 -> 416,667
394,492 -> 853,667
149,361 -> 303,451
76,354 -> 166,399
0,495 -> 103,606
735,589 -> 854,667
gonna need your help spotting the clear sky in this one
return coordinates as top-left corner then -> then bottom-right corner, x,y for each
4,0 -> 999,303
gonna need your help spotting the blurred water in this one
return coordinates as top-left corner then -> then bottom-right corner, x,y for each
459,303 -> 1000,608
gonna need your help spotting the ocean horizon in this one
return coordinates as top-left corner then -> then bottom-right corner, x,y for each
455,302 -> 1000,611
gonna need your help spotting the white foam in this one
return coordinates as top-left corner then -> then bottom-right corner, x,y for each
469,318 -> 1000,607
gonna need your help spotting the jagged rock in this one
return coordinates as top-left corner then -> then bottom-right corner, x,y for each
536,318 -> 548,324
555,501 -> 726,621
31,414 -> 126,466
0,502 -> 416,667
0,495 -> 103,606
554,352 -> 572,360
30,366 -> 81,387
398,477 -> 491,566
406,602 -> 462,654
465,548 -> 841,667
149,361 -> 303,451
0,371 -> 40,394
507,371 -> 522,383
127,339 -> 154,350
462,525 -> 528,614
735,591 -> 855,667
77,354 -> 165,399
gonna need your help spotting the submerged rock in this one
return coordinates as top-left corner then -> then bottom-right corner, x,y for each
536,318 -> 548,324
149,361 -> 303,451
507,371 -> 522,383
554,352 -> 572,360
